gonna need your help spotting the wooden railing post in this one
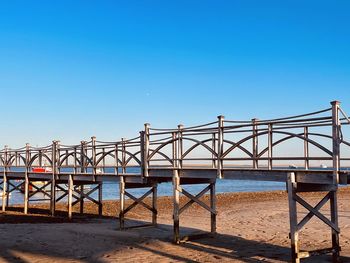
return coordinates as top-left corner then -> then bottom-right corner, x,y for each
268,123 -> 273,170
140,131 -> 145,177
73,146 -> 78,174
91,136 -> 97,177
178,124 -> 184,169
114,143 -> 119,175
331,101 -> 341,183
144,123 -> 150,177
304,127 -> 309,170
80,141 -> 86,173
121,138 -> 126,174
217,115 -> 224,178
252,118 -> 259,169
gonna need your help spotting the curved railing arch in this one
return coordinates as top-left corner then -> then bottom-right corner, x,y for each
95,150 -> 122,167
257,131 -> 333,158
28,153 -> 53,166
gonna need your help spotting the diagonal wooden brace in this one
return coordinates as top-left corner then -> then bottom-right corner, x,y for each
72,185 -> 100,206
179,185 -> 215,215
297,192 -> 330,232
295,194 -> 340,233
124,189 -> 156,214
29,181 -> 52,198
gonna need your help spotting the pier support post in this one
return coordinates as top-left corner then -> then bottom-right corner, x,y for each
24,177 -> 29,214
210,182 -> 216,234
80,185 -> 84,214
330,190 -> 340,262
1,174 -> 7,212
287,172 -> 341,263
119,176 -> 125,230
173,175 -> 180,244
152,183 -> 158,226
68,174 -> 73,219
287,172 -> 300,263
98,182 -> 103,216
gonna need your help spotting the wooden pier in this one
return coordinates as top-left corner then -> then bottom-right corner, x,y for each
1,101 -> 350,262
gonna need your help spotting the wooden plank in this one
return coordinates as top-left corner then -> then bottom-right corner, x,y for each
296,183 -> 337,192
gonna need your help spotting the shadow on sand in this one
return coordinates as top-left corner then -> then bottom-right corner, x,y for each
0,209 -> 349,263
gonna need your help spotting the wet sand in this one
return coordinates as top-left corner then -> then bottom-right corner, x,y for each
0,188 -> 349,262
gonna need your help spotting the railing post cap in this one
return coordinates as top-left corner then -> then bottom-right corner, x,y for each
80,140 -> 86,144
252,118 -> 259,122
91,136 -> 96,140
144,123 -> 150,127
217,115 -> 225,119
178,124 -> 184,129
331,100 -> 341,105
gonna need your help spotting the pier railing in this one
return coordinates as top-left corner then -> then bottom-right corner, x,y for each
1,101 -> 350,180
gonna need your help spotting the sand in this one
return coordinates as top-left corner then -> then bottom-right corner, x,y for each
0,188 -> 349,263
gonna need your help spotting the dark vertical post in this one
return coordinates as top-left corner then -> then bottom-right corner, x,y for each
287,172 -> 300,263
98,181 -> 103,216
217,115 -> 224,178
252,118 -> 259,169
152,183 -> 158,226
210,181 -> 216,234
330,100 -> 341,262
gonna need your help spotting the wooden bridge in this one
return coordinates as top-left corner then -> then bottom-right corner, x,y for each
1,100 -> 350,262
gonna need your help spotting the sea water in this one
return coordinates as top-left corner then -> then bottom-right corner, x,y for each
2,166 -> 286,205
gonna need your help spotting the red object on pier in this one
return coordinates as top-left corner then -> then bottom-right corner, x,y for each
32,167 -> 46,173
32,167 -> 51,173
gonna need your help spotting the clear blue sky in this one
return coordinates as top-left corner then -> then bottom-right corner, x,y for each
0,1 -> 349,147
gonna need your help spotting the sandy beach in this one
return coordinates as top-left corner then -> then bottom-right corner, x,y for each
0,188 -> 349,263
